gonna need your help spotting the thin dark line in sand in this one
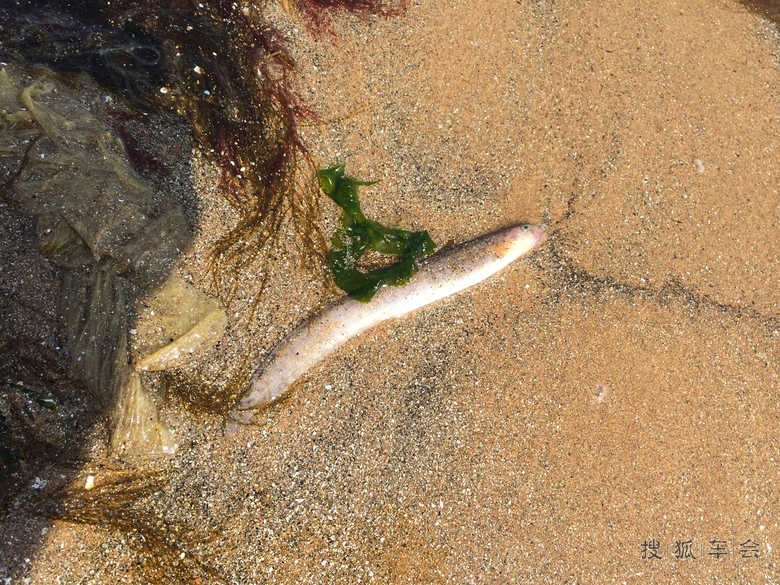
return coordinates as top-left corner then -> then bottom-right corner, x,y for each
538,179 -> 778,332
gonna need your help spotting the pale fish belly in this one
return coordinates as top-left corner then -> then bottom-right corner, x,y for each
233,223 -> 543,417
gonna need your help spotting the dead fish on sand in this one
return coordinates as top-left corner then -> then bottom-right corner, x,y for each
232,223 -> 543,421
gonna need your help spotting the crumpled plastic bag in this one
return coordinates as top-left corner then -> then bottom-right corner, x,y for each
1,66 -> 225,461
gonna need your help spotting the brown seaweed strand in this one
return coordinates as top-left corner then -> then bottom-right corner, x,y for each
199,3 -> 325,305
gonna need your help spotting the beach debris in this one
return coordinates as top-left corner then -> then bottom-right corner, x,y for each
0,66 -> 227,461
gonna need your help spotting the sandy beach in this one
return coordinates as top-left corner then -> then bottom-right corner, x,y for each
3,0 -> 780,583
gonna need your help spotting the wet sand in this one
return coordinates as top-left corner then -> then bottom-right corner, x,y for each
4,0 -> 780,583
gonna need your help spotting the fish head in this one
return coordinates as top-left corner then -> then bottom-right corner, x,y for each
488,223 -> 544,260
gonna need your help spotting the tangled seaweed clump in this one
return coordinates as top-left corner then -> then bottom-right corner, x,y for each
0,0 -> 407,301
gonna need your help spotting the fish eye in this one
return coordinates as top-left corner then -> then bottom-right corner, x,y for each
522,224 -> 530,230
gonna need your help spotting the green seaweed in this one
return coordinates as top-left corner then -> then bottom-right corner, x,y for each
320,164 -> 436,302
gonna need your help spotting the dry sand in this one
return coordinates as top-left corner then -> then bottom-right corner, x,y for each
4,0 -> 780,583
